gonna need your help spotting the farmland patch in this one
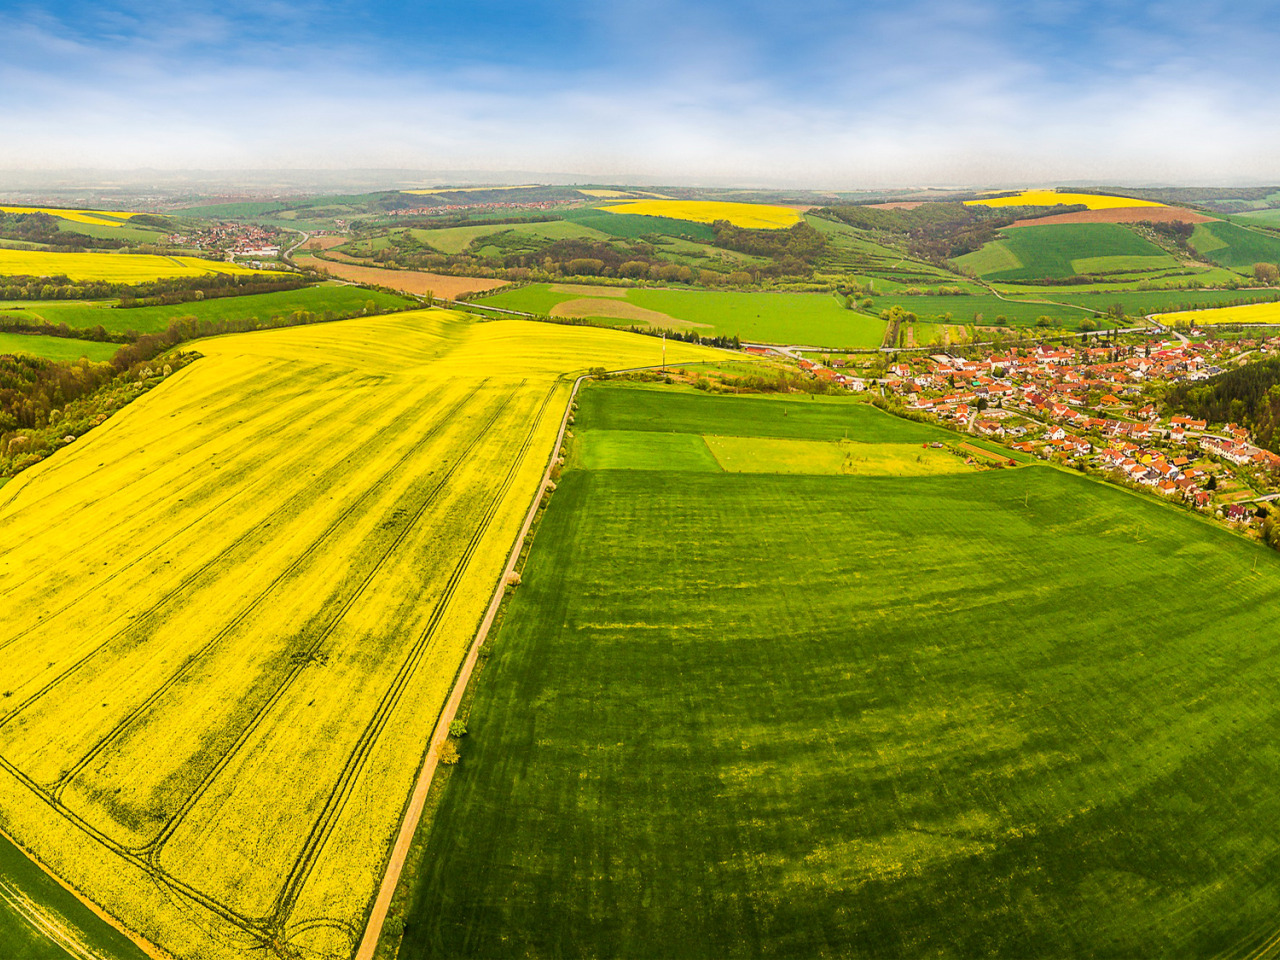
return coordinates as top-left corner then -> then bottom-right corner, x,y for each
0,313 -> 725,960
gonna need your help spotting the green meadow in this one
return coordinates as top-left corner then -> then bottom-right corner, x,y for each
1191,220 -> 1280,270
479,284 -> 887,347
2,284 -> 413,335
0,332 -> 117,362
398,382 -> 1280,960
956,223 -> 1179,281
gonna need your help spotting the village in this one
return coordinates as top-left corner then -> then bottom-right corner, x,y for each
792,332 -> 1280,530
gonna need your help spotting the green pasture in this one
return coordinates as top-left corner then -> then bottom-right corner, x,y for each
371,220 -> 610,255
577,382 -> 952,442
1191,221 -> 1280,270
3,284 -> 413,335
956,223 -> 1179,281
479,284 -> 887,347
870,288 -> 1280,328
0,829 -> 147,959
1238,209 -> 1280,227
704,435 -> 971,475
54,220 -> 166,243
399,382 -> 1280,960
0,332 -> 117,362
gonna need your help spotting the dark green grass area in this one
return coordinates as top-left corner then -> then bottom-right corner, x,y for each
1191,220 -> 1280,270
0,830 -> 148,959
172,201 -> 292,218
2,285 -> 413,335
402,453 -> 1280,959
579,382 -> 953,442
559,207 -> 716,241
53,220 -> 166,243
0,332 -> 117,362
963,224 -> 1178,282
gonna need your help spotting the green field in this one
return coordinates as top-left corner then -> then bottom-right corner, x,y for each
479,284 -> 886,347
1239,209 -> 1280,227
3,284 -> 413,335
0,830 -> 147,959
54,220 -> 166,243
0,332 -> 117,361
956,223 -> 1179,282
1191,220 -> 1280,270
359,220 -> 610,256
869,288 -> 1280,329
398,382 -> 1280,959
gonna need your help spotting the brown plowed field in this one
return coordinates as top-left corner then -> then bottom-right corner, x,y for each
298,254 -> 508,299
868,201 -> 926,210
1010,206 -> 1216,227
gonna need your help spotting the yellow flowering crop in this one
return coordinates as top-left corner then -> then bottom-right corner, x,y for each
600,199 -> 803,229
1155,301 -> 1280,326
0,311 -> 726,960
0,205 -> 143,226
0,248 -> 270,281
965,190 -> 1164,210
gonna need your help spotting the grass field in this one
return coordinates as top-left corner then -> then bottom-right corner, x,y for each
0,828 -> 148,959
955,223 -> 1179,282
4,284 -> 414,335
1154,300 -> 1280,326
0,332 -> 117,362
1190,220 -> 1280,270
0,207 -> 142,227
0,315 -> 724,960
599,200 -> 802,229
398,381 -> 1280,960
0,249 -> 267,282
966,190 -> 1163,210
479,284 -> 887,347
1239,209 -> 1280,227
357,220 -> 610,256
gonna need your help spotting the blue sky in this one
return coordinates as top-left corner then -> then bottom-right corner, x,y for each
2,0 -> 1279,186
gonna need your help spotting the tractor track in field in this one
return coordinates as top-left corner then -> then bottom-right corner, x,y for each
40,380 -> 492,801
0,356 -> 312,529
0,366 -> 397,657
0,378 -> 522,946
128,382 -> 527,928
275,380 -> 560,943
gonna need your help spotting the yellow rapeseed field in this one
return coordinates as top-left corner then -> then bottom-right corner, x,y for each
600,199 -> 803,229
0,205 -> 142,226
965,190 -> 1164,210
0,248 -> 269,282
401,185 -> 539,195
0,311 -> 725,960
1155,300 -> 1280,326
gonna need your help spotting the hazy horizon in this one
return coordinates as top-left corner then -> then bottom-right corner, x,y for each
3,0 -> 1280,188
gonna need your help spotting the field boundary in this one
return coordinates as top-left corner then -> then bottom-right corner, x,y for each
353,371 -> 586,960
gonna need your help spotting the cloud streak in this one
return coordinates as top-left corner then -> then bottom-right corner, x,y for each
2,0 -> 1279,186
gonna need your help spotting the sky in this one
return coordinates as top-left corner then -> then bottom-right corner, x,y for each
2,0 -> 1280,188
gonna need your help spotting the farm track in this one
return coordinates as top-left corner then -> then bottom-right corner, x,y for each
274,381 -> 560,939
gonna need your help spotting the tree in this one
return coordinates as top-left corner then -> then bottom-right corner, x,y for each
1254,262 -> 1280,285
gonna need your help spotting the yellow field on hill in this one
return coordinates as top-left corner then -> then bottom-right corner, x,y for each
401,185 -> 538,195
0,205 -> 143,226
1155,300 -> 1280,326
600,199 -> 803,229
0,312 -> 725,960
966,190 -> 1164,210
0,248 -> 267,282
